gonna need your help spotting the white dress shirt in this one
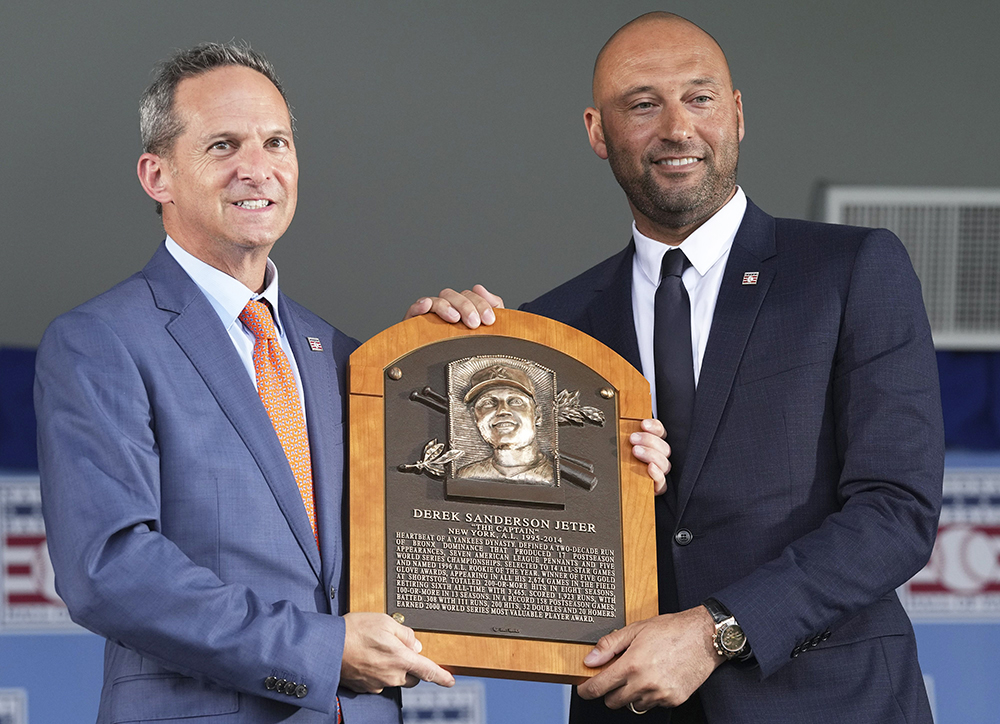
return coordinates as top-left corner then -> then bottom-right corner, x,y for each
165,237 -> 308,422
631,187 -> 748,418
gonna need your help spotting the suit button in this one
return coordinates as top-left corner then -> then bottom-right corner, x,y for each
820,630 -> 831,642
330,585 -> 337,599
790,645 -> 802,658
295,684 -> 308,699
674,529 -> 693,546
275,678 -> 287,692
287,681 -> 300,695
264,676 -> 277,690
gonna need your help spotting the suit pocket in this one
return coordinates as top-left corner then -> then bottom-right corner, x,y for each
110,674 -> 238,722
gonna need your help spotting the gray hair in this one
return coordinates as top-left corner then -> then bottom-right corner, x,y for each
139,42 -> 293,214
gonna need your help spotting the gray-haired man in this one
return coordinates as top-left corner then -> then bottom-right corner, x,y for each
36,43 -> 459,723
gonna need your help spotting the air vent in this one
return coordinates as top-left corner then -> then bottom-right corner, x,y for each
823,187 -> 1000,350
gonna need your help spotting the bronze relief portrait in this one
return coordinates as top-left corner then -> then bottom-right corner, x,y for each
449,357 -> 558,487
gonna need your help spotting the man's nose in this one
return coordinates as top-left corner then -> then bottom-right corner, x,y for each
659,101 -> 694,143
237,146 -> 271,185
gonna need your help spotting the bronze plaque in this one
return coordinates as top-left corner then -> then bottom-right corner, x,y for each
386,337 -> 622,644
349,310 -> 656,683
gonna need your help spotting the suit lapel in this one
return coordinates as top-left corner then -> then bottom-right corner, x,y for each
143,245 -> 323,579
585,240 -> 643,372
281,298 -> 344,595
676,202 -> 777,515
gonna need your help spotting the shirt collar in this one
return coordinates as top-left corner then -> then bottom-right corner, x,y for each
633,186 -> 747,285
164,236 -> 285,335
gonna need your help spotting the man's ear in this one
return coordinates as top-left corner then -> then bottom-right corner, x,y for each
734,89 -> 745,143
137,152 -> 173,206
584,107 -> 609,160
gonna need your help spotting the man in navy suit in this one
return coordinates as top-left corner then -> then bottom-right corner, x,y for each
35,44 -> 460,723
416,12 -> 943,723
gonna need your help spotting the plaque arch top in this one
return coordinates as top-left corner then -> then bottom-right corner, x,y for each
350,310 -> 650,421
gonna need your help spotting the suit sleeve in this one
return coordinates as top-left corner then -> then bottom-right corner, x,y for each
713,230 -> 944,678
35,309 -> 344,714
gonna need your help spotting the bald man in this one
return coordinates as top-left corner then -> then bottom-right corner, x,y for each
415,12 -> 942,724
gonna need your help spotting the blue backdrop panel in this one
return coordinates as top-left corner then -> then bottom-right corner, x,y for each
0,634 -> 104,721
0,349 -> 36,471
938,351 -> 1000,449
3,349 -> 999,461
915,624 -> 1000,724
477,678 -> 566,722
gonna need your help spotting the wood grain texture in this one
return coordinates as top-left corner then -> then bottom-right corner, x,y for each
348,394 -> 386,612
349,308 -> 657,683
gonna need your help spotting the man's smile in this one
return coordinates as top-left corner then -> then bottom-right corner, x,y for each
233,199 -> 273,209
654,156 -> 701,168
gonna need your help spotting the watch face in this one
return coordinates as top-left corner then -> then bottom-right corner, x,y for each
720,624 -> 746,653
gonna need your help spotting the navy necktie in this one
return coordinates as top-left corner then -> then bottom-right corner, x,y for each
652,248 -> 694,614
654,248 -> 695,495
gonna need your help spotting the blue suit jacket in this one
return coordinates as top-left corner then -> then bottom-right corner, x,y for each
35,244 -> 400,723
522,201 -> 943,723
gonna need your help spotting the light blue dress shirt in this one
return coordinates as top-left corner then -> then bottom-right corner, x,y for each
165,236 -> 308,424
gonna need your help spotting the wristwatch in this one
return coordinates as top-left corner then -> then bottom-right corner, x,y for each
702,598 -> 751,661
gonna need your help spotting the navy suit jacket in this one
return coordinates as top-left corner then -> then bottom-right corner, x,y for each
522,201 -> 943,723
35,244 -> 400,723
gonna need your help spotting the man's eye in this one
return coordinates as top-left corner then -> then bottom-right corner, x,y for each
633,101 -> 654,110
268,138 -> 288,148
210,141 -> 232,151
692,95 -> 712,103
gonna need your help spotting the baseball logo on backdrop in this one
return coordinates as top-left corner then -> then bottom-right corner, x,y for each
899,469 -> 1000,620
1,476 -> 81,633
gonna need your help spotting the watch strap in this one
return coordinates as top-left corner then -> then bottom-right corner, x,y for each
702,597 -> 731,624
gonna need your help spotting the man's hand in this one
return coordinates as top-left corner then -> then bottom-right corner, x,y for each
340,612 -> 455,693
577,606 -> 723,712
631,418 -> 671,496
405,284 -> 504,329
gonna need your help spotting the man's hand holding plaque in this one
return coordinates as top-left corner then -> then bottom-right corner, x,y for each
577,607 -> 723,713
341,612 -> 456,693
406,284 -> 506,329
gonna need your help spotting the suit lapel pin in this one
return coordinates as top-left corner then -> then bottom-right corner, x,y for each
742,272 -> 759,285
306,337 -> 324,351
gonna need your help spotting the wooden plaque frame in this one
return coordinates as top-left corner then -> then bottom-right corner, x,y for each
349,309 -> 657,683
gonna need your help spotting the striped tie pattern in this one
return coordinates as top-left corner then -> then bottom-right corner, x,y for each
239,300 -> 318,547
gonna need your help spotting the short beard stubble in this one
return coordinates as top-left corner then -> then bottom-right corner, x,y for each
605,123 -> 740,231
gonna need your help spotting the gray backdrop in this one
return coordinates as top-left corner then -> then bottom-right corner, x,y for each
3,0 -> 997,346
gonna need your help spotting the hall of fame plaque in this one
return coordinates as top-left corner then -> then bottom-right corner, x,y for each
348,309 -> 657,683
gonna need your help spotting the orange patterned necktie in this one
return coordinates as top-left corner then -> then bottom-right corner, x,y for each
239,299 -> 318,548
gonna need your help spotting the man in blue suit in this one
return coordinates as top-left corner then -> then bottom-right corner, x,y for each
35,44 -> 458,722
417,12 -> 943,724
